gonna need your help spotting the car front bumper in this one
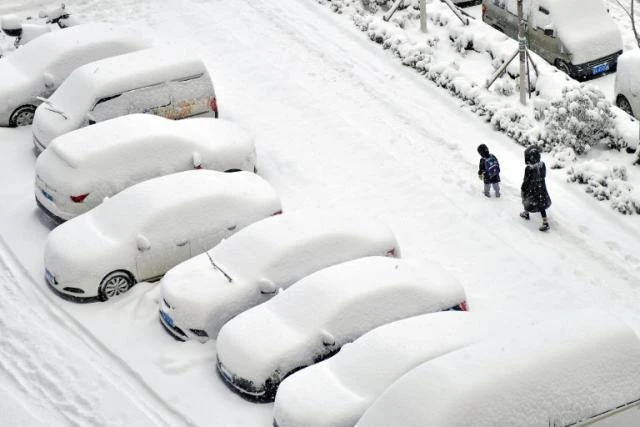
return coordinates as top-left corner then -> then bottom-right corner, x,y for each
216,357 -> 273,402
44,268 -> 99,302
35,192 -> 73,222
569,50 -> 622,80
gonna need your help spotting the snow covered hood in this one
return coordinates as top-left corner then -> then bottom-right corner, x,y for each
356,311 -> 640,427
550,0 -> 622,64
216,257 -> 466,384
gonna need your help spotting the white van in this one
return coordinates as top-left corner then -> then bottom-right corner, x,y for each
482,0 -> 623,79
32,47 -> 218,151
615,49 -> 640,120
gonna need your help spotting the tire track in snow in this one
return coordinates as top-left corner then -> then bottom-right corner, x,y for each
0,236 -> 194,427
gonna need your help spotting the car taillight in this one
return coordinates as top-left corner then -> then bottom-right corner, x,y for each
454,301 -> 468,311
386,248 -> 397,257
70,193 -> 89,203
481,4 -> 486,18
210,97 -> 218,118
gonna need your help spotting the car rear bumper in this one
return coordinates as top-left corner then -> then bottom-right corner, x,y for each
35,193 -> 71,222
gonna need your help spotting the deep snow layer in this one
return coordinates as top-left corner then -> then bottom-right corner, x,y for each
2,0 -> 640,426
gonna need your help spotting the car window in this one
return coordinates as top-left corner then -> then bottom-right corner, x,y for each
90,93 -> 132,123
129,83 -> 171,113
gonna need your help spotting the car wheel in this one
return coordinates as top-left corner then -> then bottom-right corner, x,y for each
99,270 -> 135,301
555,60 -> 571,77
616,95 -> 634,117
9,104 -> 37,127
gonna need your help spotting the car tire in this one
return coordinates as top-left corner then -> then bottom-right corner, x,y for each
616,95 -> 634,117
9,104 -> 37,127
554,59 -> 572,77
99,270 -> 135,301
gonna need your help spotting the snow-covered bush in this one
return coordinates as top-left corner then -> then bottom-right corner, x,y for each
543,86 -> 616,155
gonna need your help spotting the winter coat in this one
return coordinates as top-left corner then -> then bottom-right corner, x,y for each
478,155 -> 501,184
521,161 -> 551,213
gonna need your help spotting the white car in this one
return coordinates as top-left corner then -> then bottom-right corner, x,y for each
273,311 -> 486,427
32,47 -> 218,151
215,256 -> 467,402
35,114 -> 256,221
159,211 -> 400,341
0,23 -> 149,127
615,49 -> 640,120
356,311 -> 640,427
44,170 -> 281,301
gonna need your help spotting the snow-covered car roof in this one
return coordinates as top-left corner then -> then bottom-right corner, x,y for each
547,0 -> 622,64
274,311 -> 488,427
0,23 -> 149,80
47,47 -> 209,117
356,311 -> 640,427
46,114 -> 252,169
216,256 -> 466,400
88,170 -> 279,239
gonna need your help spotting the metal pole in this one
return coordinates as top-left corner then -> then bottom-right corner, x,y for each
517,0 -> 526,105
420,0 -> 427,33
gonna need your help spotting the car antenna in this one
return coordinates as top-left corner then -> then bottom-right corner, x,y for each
205,251 -> 232,283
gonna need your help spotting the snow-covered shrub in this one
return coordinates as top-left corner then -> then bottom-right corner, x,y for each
491,75 -> 515,96
567,161 -> 640,214
543,86 -> 615,155
549,146 -> 577,169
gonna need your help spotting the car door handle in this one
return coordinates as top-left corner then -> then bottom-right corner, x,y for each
176,240 -> 188,247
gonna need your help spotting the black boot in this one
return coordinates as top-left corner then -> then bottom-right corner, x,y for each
519,211 -> 530,220
539,218 -> 550,231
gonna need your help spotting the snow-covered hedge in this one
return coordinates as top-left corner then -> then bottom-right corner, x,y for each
313,0 -> 640,214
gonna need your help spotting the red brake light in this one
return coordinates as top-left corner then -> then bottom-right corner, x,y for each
386,248 -> 397,257
210,97 -> 218,118
70,193 -> 89,203
457,301 -> 468,311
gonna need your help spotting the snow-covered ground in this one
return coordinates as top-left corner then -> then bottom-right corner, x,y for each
2,0 -> 640,425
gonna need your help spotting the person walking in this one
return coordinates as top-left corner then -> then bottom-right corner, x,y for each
477,144 -> 501,198
520,145 -> 551,231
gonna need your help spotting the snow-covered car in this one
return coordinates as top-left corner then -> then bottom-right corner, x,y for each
32,47 -> 218,151
0,23 -> 149,127
273,311 -> 487,427
615,49 -> 640,120
159,210 -> 400,341
35,114 -> 256,222
215,256 -> 467,402
44,170 -> 281,301
356,312 -> 640,427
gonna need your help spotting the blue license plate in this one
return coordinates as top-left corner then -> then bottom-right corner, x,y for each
592,62 -> 609,75
41,189 -> 54,202
160,310 -> 174,327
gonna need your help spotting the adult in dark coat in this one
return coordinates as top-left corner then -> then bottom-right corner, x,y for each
520,145 -> 551,231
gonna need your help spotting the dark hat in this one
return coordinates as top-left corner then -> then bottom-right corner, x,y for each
524,145 -> 541,164
477,144 -> 490,157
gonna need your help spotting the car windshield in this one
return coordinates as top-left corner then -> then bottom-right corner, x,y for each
47,71 -> 97,118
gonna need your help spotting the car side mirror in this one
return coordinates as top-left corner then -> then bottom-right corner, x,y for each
136,234 -> 151,252
43,72 -> 55,89
86,112 -> 96,125
259,278 -> 276,295
321,329 -> 335,346
543,27 -> 555,37
192,151 -> 202,169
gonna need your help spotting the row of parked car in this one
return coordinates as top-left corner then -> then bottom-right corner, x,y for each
10,16 -> 472,423
7,12 -> 640,427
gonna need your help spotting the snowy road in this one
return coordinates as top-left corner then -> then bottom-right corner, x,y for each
2,0 -> 640,425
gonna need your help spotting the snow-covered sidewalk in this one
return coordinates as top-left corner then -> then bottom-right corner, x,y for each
0,237 -> 192,427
